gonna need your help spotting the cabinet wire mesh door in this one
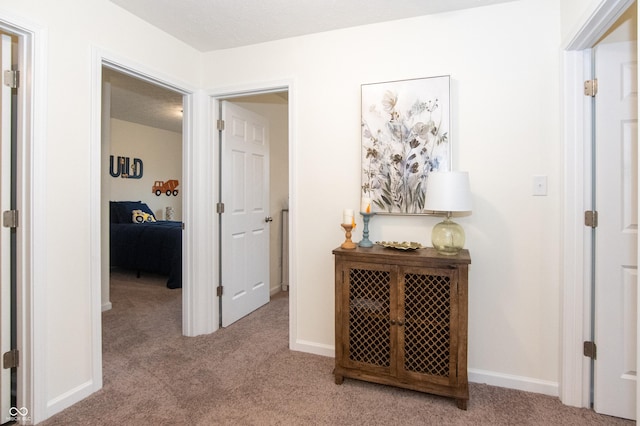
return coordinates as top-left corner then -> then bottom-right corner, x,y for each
402,270 -> 457,382
333,246 -> 470,410
348,268 -> 391,368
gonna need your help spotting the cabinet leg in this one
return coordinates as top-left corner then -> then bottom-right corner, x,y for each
334,374 -> 344,385
456,398 -> 468,410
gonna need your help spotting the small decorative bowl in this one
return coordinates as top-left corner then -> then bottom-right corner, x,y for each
376,241 -> 423,251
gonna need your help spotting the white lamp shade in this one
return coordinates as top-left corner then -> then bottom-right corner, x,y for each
424,171 -> 472,212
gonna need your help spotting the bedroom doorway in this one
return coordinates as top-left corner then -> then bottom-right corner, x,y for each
217,91 -> 289,327
100,65 -> 184,318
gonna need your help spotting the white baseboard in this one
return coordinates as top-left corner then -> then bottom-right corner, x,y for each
46,379 -> 100,419
468,368 -> 559,397
291,339 -> 334,358
101,301 -> 112,312
290,342 -> 559,397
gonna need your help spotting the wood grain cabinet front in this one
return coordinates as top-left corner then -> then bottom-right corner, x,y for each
333,245 -> 471,409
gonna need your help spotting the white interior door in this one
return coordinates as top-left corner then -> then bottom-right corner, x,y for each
220,100 -> 270,327
593,39 -> 638,420
0,33 -> 12,421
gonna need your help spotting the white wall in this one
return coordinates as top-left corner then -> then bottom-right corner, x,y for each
109,118 -> 183,221
204,0 -> 563,389
0,0 -> 624,422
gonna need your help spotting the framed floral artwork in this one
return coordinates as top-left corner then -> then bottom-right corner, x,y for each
361,75 -> 451,214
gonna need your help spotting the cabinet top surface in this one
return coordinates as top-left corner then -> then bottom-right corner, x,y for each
333,245 -> 471,264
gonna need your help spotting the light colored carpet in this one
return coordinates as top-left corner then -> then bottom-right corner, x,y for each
40,270 -> 632,425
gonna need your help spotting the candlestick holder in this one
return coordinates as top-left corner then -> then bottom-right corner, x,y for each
359,212 -> 375,248
340,224 -> 357,249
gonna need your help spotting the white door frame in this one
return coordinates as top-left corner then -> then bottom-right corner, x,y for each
210,80 -> 298,350
0,11 -> 46,424
561,0 -> 637,412
90,48 -> 215,337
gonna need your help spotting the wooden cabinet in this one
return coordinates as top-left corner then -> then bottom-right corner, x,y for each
333,245 -> 471,409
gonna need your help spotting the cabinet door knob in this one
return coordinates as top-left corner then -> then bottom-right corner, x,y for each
390,319 -> 396,325
398,319 -> 405,326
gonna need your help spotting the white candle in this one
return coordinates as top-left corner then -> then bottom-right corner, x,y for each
343,209 -> 353,225
361,197 -> 371,213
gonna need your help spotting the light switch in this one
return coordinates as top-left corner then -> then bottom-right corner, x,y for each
532,175 -> 547,196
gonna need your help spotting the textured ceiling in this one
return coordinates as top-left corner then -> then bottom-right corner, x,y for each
103,67 -> 183,134
105,0 -> 518,133
109,0 -> 517,52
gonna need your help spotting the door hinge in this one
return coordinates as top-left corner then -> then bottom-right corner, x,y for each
584,79 -> 598,97
216,202 -> 225,214
3,70 -> 18,89
217,285 -> 223,297
584,210 -> 598,228
583,341 -> 597,359
2,210 -> 18,228
3,349 -> 18,369
217,119 -> 225,131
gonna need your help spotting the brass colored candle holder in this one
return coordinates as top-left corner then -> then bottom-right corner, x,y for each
340,224 -> 357,249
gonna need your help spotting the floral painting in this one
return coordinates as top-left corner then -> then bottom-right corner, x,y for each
361,76 -> 451,214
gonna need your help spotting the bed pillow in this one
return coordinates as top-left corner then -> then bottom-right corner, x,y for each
112,201 -> 156,224
132,209 -> 156,223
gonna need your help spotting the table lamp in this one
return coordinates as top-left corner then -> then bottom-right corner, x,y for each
424,171 -> 472,255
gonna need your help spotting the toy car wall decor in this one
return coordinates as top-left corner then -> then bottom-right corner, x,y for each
152,179 -> 179,196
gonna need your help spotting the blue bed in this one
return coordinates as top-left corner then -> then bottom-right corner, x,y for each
109,201 -> 183,289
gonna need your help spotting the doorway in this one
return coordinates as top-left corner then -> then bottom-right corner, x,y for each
101,65 -> 184,310
216,91 -> 290,328
561,0 -> 638,419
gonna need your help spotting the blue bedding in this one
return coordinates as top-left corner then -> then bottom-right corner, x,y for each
109,201 -> 182,289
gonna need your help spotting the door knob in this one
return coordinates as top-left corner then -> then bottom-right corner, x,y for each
265,216 -> 273,223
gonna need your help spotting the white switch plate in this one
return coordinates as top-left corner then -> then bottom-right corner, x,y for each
532,175 -> 547,196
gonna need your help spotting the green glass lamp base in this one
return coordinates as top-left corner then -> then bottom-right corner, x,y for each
431,217 -> 465,256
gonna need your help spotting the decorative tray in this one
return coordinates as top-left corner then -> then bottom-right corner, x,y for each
376,241 -> 423,251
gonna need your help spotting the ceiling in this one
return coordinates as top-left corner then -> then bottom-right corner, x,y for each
109,0 -> 517,52
103,67 -> 183,133
105,0 -> 517,134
